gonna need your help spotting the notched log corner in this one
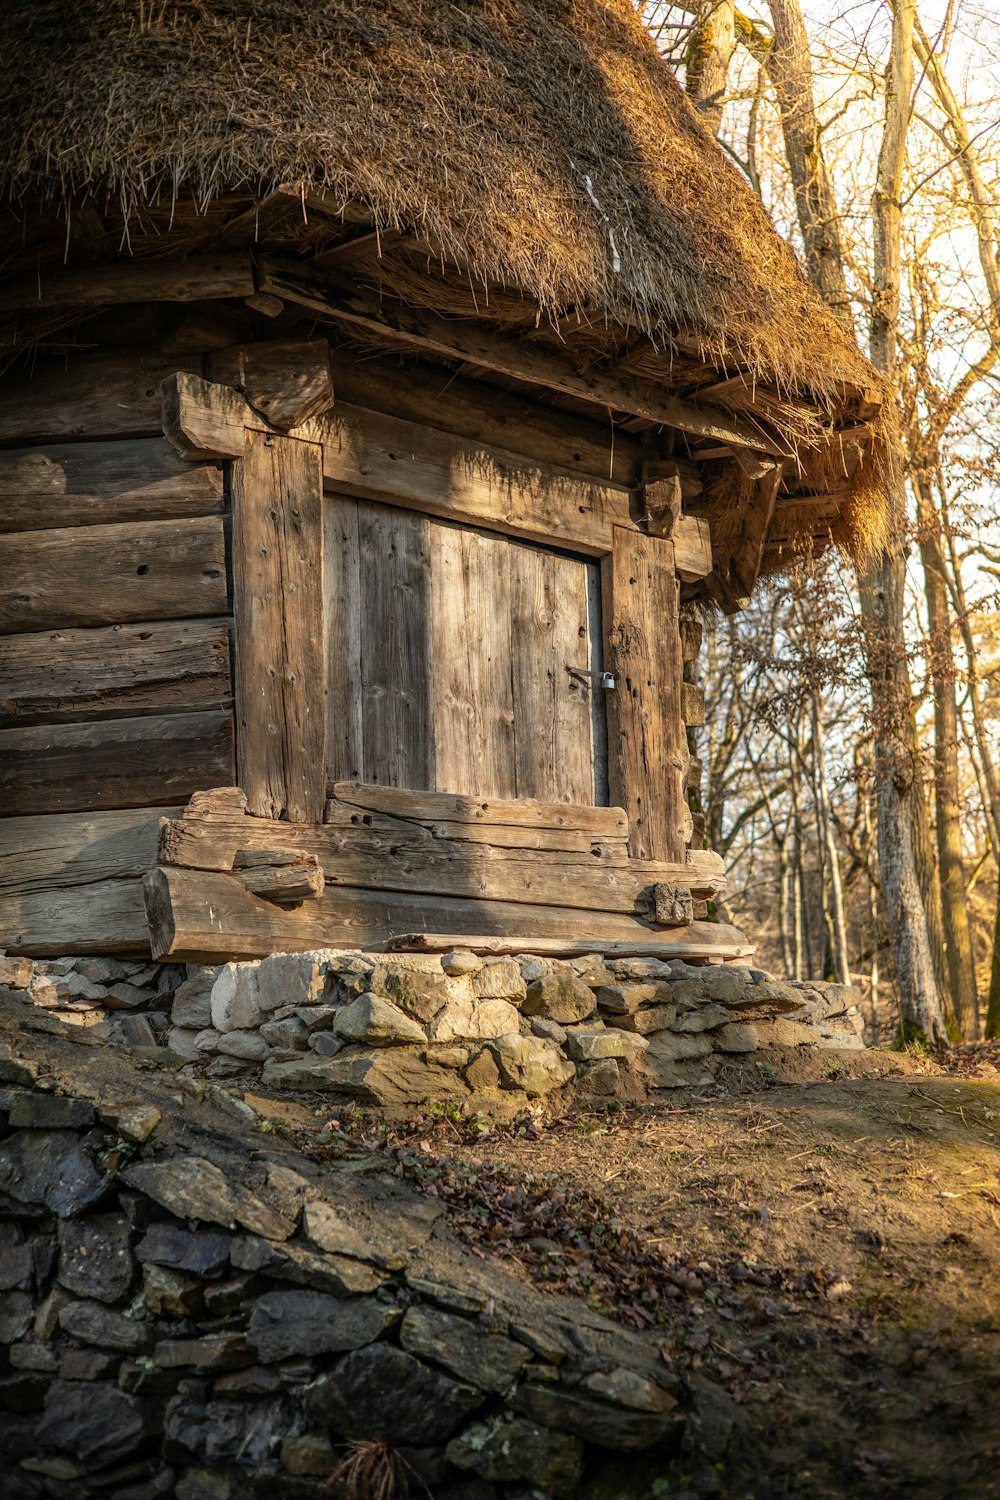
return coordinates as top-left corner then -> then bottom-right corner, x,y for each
231,847 -> 324,906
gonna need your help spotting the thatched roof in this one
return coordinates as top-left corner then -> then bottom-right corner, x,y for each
0,0 -> 897,569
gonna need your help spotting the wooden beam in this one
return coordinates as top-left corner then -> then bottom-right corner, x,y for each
0,711 -> 234,816
672,515 -> 713,582
158,790 -> 725,901
320,347 -> 644,487
161,373 -> 634,556
0,618 -> 232,727
144,864 -> 739,963
329,782 -> 628,837
231,430 -> 326,823
0,439 -> 223,534
732,464 -> 783,597
0,350 -> 201,447
0,255 -> 255,315
232,847 -> 325,904
387,927 -> 750,959
256,259 -> 791,457
209,339 -> 334,429
603,529 -> 687,863
0,517 -> 228,636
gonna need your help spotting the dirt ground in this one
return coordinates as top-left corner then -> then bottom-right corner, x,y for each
261,1045 -> 1000,1499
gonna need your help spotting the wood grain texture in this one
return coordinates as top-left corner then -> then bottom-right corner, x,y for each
323,347 -> 643,486
144,863 -> 737,962
357,500 -> 433,789
603,528 -> 687,863
0,351 -> 200,445
0,254 -> 254,314
323,496 -> 364,784
0,806 -> 182,898
0,439 -> 223,533
157,798 -> 723,908
389,927 -> 751,959
209,339 -> 334,429
0,619 -> 232,726
509,544 -> 597,804
257,259 -> 791,457
231,429 -> 326,822
673,515 -> 713,581
430,522 -> 516,798
0,517 -> 228,635
0,711 -> 234,815
329,781 -> 629,836
0,805 -> 178,956
161,374 -> 633,554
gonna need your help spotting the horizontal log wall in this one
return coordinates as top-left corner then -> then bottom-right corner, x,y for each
0,341 -> 237,952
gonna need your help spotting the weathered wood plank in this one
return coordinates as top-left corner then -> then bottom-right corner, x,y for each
161,374 -> 634,555
2,879 -> 152,956
209,339 -> 334,429
673,515 -> 713,582
733,464 -> 783,595
329,781 -> 629,836
430,523 -> 516,798
231,430 -> 326,822
0,351 -> 201,446
681,683 -> 706,727
157,804 -> 723,911
603,528 -> 687,863
324,497 -> 364,784
232,847 -> 325,904
0,807 -> 181,898
0,619 -> 232,726
257,259 -> 791,457
143,863 -> 737,962
0,255 -> 255,315
322,348 -> 643,487
322,798 -> 626,856
0,517 -> 228,635
388,927 -> 752,959
510,544 -> 596,805
0,711 -> 234,815
356,501 -> 432,790
0,439 -> 223,533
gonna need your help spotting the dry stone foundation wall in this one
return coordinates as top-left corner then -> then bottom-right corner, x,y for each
0,1003 -> 750,1500
1,952 -> 866,1110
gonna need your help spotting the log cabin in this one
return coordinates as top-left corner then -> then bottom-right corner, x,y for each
0,0 -> 894,964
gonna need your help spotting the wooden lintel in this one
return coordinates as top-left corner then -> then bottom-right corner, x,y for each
388,926 -> 752,959
0,255 -> 255,315
160,372 -> 633,556
256,258 -> 791,457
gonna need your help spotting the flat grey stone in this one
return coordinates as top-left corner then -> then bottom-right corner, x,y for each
447,1414 -> 584,1493
58,1298 -> 152,1353
0,1129 -> 110,1218
35,1380 -> 156,1469
248,1289 -> 396,1362
58,1213 -> 134,1302
121,1157 -> 295,1241
304,1342 -> 483,1445
400,1303 -> 529,1393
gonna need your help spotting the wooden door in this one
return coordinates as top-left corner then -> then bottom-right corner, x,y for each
324,497 -> 606,805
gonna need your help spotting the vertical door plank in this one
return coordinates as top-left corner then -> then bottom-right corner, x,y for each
231,429 -> 326,823
510,544 -> 596,804
430,524 -> 517,798
324,496 -> 364,784
357,500 -> 433,789
602,527 -> 686,861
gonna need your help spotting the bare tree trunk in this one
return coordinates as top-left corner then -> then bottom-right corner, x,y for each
915,476 -> 979,1035
765,0 -> 853,322
686,1 -> 736,135
862,0 -> 945,1042
811,690 -> 852,983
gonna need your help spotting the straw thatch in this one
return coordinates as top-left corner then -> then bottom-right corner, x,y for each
0,0 -> 897,562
